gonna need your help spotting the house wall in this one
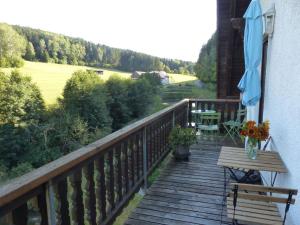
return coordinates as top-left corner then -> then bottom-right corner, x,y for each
260,1 -> 300,224
216,0 -> 250,99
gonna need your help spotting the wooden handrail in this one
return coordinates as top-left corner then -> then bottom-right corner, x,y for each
0,99 -> 188,208
189,98 -> 240,103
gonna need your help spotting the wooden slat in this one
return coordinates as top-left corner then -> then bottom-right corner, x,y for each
37,189 -> 48,225
115,144 -> 123,203
69,170 -> 84,225
230,183 -> 298,195
54,178 -> 70,225
123,141 -> 129,194
126,139 -> 242,225
83,163 -> 96,225
217,146 -> 288,173
107,151 -> 115,212
227,197 -> 283,225
228,192 -> 295,204
95,155 -> 106,223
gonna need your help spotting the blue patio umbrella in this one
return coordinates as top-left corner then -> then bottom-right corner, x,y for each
238,0 -> 263,106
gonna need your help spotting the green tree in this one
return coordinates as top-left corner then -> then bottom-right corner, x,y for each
0,23 -> 26,67
140,72 -> 161,94
105,75 -> 131,131
63,70 -> 112,130
127,78 -> 157,118
0,70 -> 45,125
0,70 -> 45,169
194,32 -> 216,84
24,41 -> 36,61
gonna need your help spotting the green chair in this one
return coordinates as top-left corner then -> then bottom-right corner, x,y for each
223,109 -> 247,144
197,112 -> 221,139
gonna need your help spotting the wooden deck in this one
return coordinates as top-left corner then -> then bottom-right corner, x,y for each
125,139 -> 241,225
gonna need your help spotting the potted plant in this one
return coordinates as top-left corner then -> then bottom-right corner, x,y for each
240,120 -> 270,159
169,125 -> 197,160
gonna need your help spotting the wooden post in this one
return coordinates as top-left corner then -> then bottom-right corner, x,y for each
172,110 -> 175,128
142,127 -> 148,190
46,181 -> 56,225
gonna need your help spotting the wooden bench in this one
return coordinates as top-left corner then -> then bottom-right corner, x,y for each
227,183 -> 297,225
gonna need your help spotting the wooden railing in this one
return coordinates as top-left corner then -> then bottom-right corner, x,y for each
0,100 -> 188,225
0,98 -> 242,225
188,99 -> 242,129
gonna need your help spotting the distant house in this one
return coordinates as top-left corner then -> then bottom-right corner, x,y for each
87,69 -> 104,75
131,71 -> 169,85
156,71 -> 169,85
131,71 -> 145,79
95,70 -> 104,75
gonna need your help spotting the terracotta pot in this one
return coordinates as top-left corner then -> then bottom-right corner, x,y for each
173,145 -> 190,160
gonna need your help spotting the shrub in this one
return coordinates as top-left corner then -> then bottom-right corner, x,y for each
169,125 -> 197,148
63,70 -> 112,130
105,75 -> 132,131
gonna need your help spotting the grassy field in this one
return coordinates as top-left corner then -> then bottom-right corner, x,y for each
1,61 -> 197,104
161,81 -> 216,103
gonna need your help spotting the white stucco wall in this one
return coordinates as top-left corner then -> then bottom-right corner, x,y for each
260,1 -> 300,224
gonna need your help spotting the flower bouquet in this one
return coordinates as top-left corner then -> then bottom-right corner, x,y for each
240,120 -> 270,159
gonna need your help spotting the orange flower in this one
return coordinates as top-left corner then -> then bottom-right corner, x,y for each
247,120 -> 256,128
240,120 -> 270,141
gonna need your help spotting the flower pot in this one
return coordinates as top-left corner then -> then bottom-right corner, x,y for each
173,145 -> 190,160
246,140 -> 258,160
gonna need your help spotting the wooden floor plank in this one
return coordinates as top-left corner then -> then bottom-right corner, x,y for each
126,139 -> 244,225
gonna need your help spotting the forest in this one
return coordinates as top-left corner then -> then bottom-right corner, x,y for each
0,23 -> 194,74
0,69 -> 163,182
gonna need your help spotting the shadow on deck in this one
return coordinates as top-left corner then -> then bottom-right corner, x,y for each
125,137 -> 243,225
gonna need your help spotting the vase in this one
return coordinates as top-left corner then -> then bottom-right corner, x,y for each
246,140 -> 258,160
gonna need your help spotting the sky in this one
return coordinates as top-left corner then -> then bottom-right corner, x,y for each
0,0 -> 216,62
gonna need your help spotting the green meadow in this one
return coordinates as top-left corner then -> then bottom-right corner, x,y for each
2,61 -> 197,104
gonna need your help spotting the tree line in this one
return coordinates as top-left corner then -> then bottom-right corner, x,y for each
0,69 -> 162,181
0,23 -> 194,74
194,32 -> 216,86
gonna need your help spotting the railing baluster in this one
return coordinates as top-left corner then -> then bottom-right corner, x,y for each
123,141 -> 129,194
69,170 -> 84,225
148,126 -> 153,168
53,179 -> 70,225
12,203 -> 28,225
135,133 -> 140,180
143,127 -> 148,189
159,121 -> 162,157
115,144 -> 122,203
129,138 -> 135,186
37,187 -> 48,225
83,163 -> 96,225
106,151 -> 115,212
154,124 -> 158,162
138,132 -> 143,179
188,100 -> 192,127
95,155 -> 106,223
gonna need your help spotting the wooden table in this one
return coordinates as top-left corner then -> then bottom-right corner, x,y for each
217,146 -> 287,186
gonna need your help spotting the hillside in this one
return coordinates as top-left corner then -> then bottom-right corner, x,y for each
2,61 -> 197,104
10,24 -> 195,74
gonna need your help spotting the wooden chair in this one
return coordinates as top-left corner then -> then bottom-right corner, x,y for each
227,183 -> 298,225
